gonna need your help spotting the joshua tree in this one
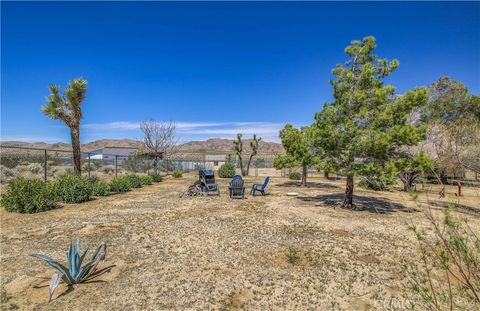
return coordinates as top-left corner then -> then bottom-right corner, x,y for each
246,134 -> 261,176
41,78 -> 87,175
233,133 -> 245,176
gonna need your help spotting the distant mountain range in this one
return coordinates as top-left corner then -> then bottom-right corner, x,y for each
0,138 -> 285,155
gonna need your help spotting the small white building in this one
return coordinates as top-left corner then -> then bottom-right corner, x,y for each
82,147 -> 137,164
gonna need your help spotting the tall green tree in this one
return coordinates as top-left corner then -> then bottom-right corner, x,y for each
41,78 -> 87,175
246,134 -> 261,176
313,37 -> 428,208
423,77 -> 480,177
274,124 -> 315,187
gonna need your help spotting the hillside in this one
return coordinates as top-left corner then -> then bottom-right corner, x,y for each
1,138 -> 284,155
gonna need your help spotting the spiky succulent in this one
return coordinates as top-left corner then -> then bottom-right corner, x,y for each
30,237 -> 108,302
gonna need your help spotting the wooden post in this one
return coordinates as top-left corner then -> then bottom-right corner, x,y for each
115,155 -> 118,177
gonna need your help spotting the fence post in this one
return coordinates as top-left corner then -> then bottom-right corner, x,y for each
115,155 -> 118,177
44,149 -> 47,183
88,153 -> 91,179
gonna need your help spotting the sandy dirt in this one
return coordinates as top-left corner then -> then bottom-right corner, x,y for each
1,174 -> 479,310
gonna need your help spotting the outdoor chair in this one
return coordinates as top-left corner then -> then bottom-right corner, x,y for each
228,175 -> 245,199
250,176 -> 270,196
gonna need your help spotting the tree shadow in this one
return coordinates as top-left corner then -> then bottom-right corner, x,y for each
426,200 -> 480,216
298,193 -> 417,214
275,181 -> 339,189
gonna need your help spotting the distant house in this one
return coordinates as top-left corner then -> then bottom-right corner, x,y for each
82,147 -> 137,164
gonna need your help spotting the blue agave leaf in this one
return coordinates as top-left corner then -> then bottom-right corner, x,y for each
88,242 -> 106,263
77,243 -> 106,282
76,261 -> 95,282
48,273 -> 62,302
30,254 -> 74,284
67,241 -> 74,275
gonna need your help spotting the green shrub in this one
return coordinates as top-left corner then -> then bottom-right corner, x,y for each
288,172 -> 302,180
109,176 -> 131,193
125,174 -> 143,188
358,163 -> 396,191
172,169 -> 182,178
51,174 -> 92,203
139,175 -> 153,186
149,173 -> 162,182
92,180 -> 110,196
0,178 -> 56,213
218,163 -> 236,178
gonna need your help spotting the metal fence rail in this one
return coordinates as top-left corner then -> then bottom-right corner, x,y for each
0,145 -> 325,184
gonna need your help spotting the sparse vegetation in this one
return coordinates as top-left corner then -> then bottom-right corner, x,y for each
218,163 -> 236,178
285,247 -> 301,266
172,169 -> 182,178
401,205 -> 480,309
0,178 -> 56,213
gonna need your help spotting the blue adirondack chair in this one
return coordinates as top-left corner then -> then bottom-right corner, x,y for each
250,176 -> 270,196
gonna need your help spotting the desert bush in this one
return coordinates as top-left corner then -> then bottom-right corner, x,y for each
51,174 -> 92,203
31,237 -> 108,302
149,173 -> 162,182
125,174 -> 143,188
92,180 -> 110,196
139,175 -> 153,186
288,172 -> 302,180
218,163 -> 236,178
101,165 -> 115,175
358,164 -> 396,191
401,204 -> 480,309
172,169 -> 182,178
109,176 -> 131,193
28,163 -> 43,174
0,178 -> 56,213
0,165 -> 18,184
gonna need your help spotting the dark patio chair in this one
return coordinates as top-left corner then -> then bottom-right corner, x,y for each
228,175 -> 245,199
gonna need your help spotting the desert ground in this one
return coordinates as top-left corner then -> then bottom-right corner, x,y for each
1,174 -> 479,311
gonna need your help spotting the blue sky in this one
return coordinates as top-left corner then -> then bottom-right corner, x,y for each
1,1 -> 479,143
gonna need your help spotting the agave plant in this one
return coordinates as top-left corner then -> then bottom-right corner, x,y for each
30,237 -> 108,302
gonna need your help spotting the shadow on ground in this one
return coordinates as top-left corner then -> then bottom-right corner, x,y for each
425,200 -> 480,215
275,181 -> 339,189
298,193 -> 416,214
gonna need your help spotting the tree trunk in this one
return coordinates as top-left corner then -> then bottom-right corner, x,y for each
70,125 -> 81,175
246,155 -> 254,176
238,155 -> 245,176
301,165 -> 307,187
324,171 -> 330,179
342,174 -> 354,208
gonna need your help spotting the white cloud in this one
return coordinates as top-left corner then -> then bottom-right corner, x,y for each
81,120 -> 304,142
0,135 -> 66,143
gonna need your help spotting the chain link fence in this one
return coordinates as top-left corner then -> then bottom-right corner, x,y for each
0,146 -> 328,185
